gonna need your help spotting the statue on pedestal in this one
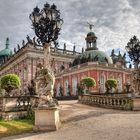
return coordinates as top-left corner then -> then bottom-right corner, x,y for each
35,63 -> 58,108
132,69 -> 140,95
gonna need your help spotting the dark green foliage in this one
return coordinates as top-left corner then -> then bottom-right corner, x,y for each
125,35 -> 140,68
81,77 -> 96,89
0,74 -> 21,93
77,83 -> 84,95
105,79 -> 117,93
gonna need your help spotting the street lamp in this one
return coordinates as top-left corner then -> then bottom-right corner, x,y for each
29,2 -> 63,69
29,2 -> 63,107
29,2 -> 63,131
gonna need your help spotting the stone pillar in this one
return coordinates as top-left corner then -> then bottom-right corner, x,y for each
44,43 -> 51,69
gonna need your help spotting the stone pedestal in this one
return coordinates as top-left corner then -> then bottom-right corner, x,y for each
33,107 -> 61,131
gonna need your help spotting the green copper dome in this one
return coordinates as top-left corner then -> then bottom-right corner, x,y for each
0,38 -> 12,56
72,50 -> 113,66
72,26 -> 113,66
0,48 -> 12,56
87,32 -> 95,37
83,50 -> 113,64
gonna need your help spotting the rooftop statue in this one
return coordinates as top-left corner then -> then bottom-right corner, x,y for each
87,22 -> 94,31
22,40 -> 25,46
17,44 -> 20,50
26,35 -> 33,43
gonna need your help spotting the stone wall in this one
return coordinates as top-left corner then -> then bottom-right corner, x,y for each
0,96 -> 36,120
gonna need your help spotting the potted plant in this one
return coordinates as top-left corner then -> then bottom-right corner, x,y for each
105,79 -> 117,94
80,77 -> 96,94
0,74 -> 21,96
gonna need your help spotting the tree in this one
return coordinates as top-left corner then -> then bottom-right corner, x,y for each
125,36 -> 140,94
0,74 -> 21,95
105,79 -> 118,93
81,77 -> 96,93
125,35 -> 140,68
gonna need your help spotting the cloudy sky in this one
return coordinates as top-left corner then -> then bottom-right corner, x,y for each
0,0 -> 140,55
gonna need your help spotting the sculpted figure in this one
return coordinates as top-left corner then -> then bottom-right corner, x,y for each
35,64 -> 58,108
132,69 -> 140,95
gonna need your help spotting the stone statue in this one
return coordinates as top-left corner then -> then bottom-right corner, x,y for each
111,49 -> 115,56
17,44 -> 20,50
26,35 -> 33,43
35,64 -> 58,108
132,69 -> 140,95
14,48 -> 16,53
64,43 -> 66,50
87,22 -> 94,31
22,40 -> 25,46
123,53 -> 126,59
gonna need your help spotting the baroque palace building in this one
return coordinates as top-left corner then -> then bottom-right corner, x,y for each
0,29 -> 131,96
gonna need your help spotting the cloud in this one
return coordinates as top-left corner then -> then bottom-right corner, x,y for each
0,0 -> 140,56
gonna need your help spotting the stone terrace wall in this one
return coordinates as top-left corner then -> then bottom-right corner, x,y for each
0,96 -> 36,120
79,94 -> 140,111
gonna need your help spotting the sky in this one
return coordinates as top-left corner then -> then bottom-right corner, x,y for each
0,0 -> 140,56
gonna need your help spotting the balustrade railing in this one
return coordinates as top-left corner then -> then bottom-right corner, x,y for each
79,94 -> 133,110
0,96 -> 36,112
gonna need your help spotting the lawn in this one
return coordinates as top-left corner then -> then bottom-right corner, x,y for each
0,119 -> 34,138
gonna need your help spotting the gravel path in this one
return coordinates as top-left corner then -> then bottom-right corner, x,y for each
2,100 -> 140,140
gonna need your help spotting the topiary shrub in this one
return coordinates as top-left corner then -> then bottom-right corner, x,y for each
0,74 -> 21,96
105,79 -> 117,93
80,77 -> 96,93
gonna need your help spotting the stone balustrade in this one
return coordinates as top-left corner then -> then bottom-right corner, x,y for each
0,96 -> 37,120
79,94 -> 134,110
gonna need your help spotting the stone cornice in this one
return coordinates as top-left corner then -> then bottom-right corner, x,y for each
0,43 -> 76,71
55,62 -> 131,78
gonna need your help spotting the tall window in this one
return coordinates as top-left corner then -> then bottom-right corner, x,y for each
64,80 -> 69,96
72,78 -> 77,95
100,75 -> 105,93
56,83 -> 61,96
117,76 -> 122,93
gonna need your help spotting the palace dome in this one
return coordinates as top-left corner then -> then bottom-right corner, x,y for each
0,48 -> 12,56
0,38 -> 12,57
72,50 -> 113,66
87,31 -> 95,37
72,25 -> 113,66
